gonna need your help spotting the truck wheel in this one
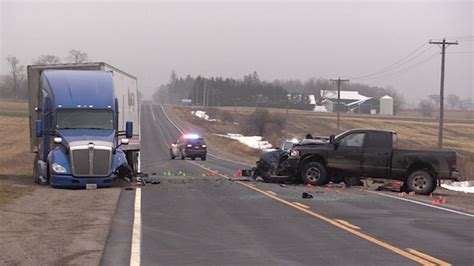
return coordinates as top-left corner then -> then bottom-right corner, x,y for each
33,157 -> 49,186
180,150 -> 185,160
201,156 -> 206,161
406,170 -> 436,195
301,162 -> 329,186
170,150 -> 175,160
191,157 -> 196,160
126,151 -> 139,175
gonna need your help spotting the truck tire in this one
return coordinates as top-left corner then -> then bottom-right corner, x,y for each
180,150 -> 185,160
406,170 -> 436,195
201,156 -> 206,161
301,161 -> 329,186
33,157 -> 49,186
170,150 -> 175,160
126,151 -> 139,175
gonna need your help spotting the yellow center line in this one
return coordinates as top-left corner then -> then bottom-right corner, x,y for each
266,190 -> 277,196
292,202 -> 310,209
334,219 -> 361,230
407,248 -> 452,266
185,160 -> 441,266
237,181 -> 436,266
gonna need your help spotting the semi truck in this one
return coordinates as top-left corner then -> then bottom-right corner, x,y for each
27,62 -> 140,188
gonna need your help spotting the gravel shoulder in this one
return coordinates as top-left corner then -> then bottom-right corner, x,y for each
0,176 -> 121,265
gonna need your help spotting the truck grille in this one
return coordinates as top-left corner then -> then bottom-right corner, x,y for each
71,145 -> 112,177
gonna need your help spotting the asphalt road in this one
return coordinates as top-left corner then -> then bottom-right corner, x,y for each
102,103 -> 474,266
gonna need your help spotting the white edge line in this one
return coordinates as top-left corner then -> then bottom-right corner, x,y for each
160,104 -> 184,134
366,190 -> 474,218
130,187 -> 142,266
159,104 -> 253,167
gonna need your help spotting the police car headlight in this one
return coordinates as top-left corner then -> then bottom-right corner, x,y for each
289,149 -> 300,157
52,163 -> 67,173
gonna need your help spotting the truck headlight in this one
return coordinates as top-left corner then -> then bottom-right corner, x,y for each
52,163 -> 67,173
289,149 -> 300,157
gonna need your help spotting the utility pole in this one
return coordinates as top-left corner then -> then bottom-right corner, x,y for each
429,38 -> 458,150
330,77 -> 349,132
203,80 -> 207,107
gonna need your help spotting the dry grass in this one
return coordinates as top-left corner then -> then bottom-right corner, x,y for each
0,116 -> 34,176
0,184 -> 34,207
0,100 -> 28,117
173,105 -> 474,180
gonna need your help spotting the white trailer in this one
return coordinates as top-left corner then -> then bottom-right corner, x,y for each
27,62 -> 141,172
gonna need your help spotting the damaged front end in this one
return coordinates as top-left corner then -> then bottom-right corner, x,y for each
251,150 -> 295,183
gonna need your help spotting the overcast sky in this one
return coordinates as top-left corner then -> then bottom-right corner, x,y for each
1,1 -> 472,103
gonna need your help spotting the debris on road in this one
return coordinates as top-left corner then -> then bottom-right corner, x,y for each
302,192 -> 314,199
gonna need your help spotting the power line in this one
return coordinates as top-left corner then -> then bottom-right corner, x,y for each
349,42 -> 431,80
363,52 -> 439,83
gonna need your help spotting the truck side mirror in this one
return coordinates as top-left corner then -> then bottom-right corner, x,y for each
35,120 -> 43,137
329,135 -> 335,144
125,121 -> 133,138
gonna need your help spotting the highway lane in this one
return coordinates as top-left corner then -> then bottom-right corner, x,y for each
103,102 -> 473,265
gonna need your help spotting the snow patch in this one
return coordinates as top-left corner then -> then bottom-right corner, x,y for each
441,180 -> 474,193
191,110 -> 219,122
216,133 -> 273,150
313,105 -> 328,112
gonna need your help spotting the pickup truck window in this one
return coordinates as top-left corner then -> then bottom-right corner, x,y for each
339,133 -> 365,147
366,132 -> 392,149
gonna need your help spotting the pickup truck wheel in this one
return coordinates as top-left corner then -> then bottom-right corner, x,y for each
301,162 -> 329,186
407,170 -> 436,195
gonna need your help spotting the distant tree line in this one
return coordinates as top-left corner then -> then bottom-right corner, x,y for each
418,94 -> 473,117
153,71 -> 406,113
0,50 -> 90,100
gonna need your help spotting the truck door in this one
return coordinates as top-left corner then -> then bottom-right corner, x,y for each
362,132 -> 392,178
331,132 -> 366,174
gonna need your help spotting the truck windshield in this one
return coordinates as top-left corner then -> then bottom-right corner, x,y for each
56,109 -> 113,130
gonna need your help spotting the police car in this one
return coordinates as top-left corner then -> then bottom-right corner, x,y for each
170,134 -> 207,160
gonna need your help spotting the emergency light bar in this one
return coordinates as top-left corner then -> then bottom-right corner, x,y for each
183,134 -> 200,139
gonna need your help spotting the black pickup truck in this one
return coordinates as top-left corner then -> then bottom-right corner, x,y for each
252,129 -> 460,194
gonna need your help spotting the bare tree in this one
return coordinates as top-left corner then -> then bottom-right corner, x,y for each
460,97 -> 473,111
6,56 -> 26,100
446,94 -> 460,110
419,99 -> 435,117
34,54 -> 61,65
65,49 -> 89,64
428,94 -> 440,108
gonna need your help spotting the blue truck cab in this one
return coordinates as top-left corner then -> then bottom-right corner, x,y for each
28,63 -> 140,188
